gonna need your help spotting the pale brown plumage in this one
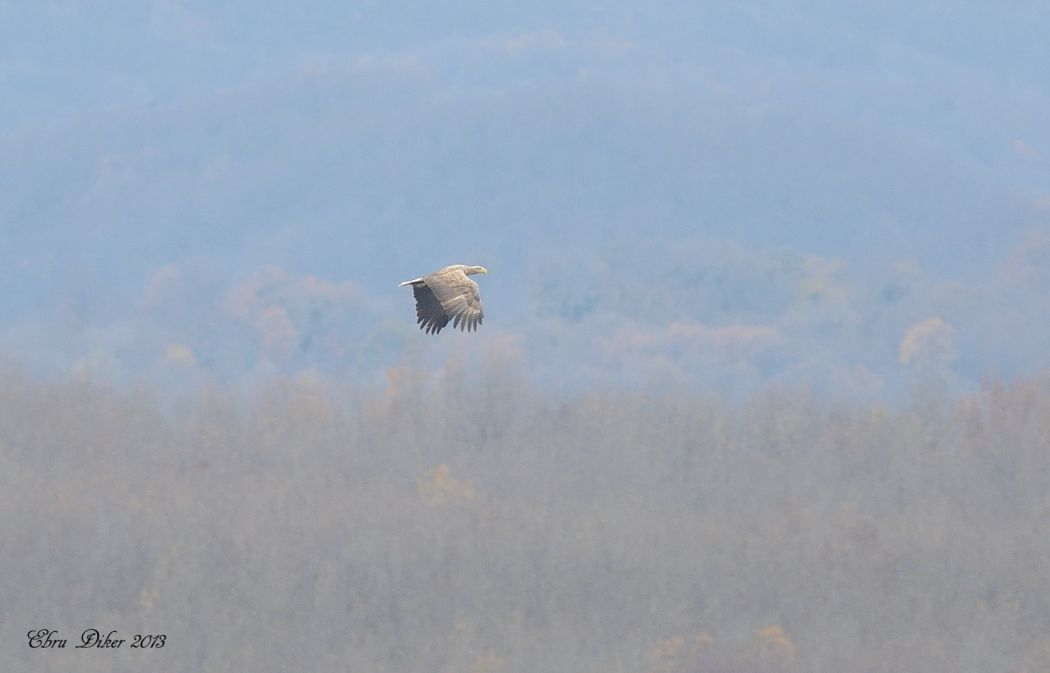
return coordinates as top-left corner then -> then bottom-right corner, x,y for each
399,264 -> 488,334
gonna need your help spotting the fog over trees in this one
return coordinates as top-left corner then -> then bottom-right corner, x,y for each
3,4 -> 1049,671
4,5 -> 1050,394
4,363 -> 1050,672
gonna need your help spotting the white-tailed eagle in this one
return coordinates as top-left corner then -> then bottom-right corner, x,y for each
399,264 -> 488,334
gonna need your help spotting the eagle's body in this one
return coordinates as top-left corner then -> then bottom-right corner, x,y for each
399,264 -> 487,334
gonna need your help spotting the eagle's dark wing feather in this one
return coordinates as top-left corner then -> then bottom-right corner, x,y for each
412,283 -> 451,334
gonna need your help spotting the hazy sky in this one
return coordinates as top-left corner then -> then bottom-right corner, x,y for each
7,10 -> 1050,673
2,2 -> 1049,395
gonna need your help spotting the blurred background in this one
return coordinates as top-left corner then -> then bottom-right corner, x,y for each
3,3 -> 1050,672
2,2 -> 1050,397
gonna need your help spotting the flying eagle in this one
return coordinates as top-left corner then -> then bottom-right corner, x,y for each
399,264 -> 488,334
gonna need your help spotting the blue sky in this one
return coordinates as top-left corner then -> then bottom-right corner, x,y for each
2,2 -> 1049,396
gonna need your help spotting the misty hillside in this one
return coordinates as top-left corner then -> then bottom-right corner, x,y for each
5,5 -> 1050,673
4,368 -> 1050,672
2,3 -> 1050,394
